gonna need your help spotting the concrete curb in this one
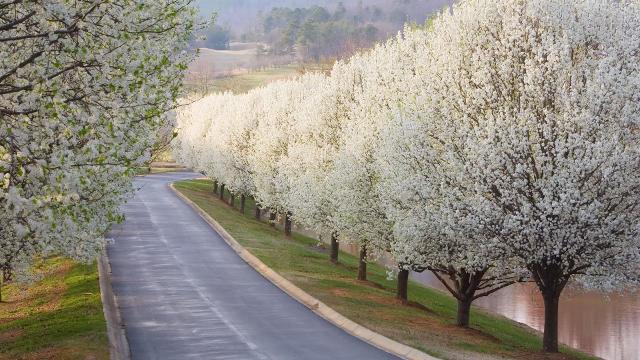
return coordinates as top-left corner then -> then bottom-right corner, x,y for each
98,253 -> 131,360
169,183 -> 440,360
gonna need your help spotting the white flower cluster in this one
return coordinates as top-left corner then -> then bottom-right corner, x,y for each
174,0 -> 640,346
0,1 -> 198,278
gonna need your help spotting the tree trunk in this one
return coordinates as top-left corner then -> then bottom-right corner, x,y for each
240,195 -> 246,214
284,211 -> 293,236
431,268 -> 487,328
255,205 -> 261,220
456,298 -> 473,327
213,180 -> 218,194
396,269 -> 409,304
542,291 -> 561,352
531,265 -> 566,353
329,232 -> 339,264
357,245 -> 367,281
269,211 -> 277,227
0,268 -> 8,303
219,184 -> 225,201
230,193 -> 235,208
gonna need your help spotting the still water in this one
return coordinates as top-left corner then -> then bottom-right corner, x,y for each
412,272 -> 640,360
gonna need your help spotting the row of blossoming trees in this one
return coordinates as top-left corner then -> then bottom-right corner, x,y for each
173,0 -> 640,353
0,1 -> 197,300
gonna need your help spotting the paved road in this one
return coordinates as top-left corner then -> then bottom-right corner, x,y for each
107,172 -> 398,360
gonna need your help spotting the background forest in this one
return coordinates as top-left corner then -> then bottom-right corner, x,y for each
194,0 -> 452,61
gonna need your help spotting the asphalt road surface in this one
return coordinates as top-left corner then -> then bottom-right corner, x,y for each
107,172 -> 398,360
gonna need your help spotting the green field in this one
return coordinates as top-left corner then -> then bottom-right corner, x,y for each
0,259 -> 108,360
174,179 -> 597,360
186,43 -> 304,95
203,65 -> 301,94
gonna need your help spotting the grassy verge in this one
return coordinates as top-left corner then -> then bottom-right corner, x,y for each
174,179 -> 597,360
0,258 -> 108,360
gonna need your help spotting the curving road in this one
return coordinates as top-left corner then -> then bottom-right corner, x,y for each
107,172 -> 398,360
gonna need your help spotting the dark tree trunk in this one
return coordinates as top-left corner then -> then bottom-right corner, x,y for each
213,180 -> 218,194
284,212 -> 293,236
431,268 -> 488,328
542,290 -> 561,352
230,193 -> 235,208
269,211 -> 277,227
329,232 -> 339,264
531,265 -> 567,353
456,298 -> 473,327
357,245 -> 367,281
219,184 -> 225,201
240,195 -> 246,214
255,205 -> 261,220
0,268 -> 9,303
396,269 -> 409,304
3,267 -> 12,283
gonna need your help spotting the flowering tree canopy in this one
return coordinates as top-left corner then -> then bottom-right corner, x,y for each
384,0 -> 640,351
1,1 -> 198,280
173,0 -> 640,352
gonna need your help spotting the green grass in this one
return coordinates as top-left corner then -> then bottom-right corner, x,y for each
0,259 -> 108,360
187,65 -> 301,95
175,179 -> 597,360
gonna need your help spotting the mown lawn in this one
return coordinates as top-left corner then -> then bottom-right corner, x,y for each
186,63 -> 333,95
207,65 -> 301,93
174,179 -> 597,360
0,258 -> 108,360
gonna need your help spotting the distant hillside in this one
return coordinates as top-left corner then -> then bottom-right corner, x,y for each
197,0 -> 452,33
189,1 -> 453,84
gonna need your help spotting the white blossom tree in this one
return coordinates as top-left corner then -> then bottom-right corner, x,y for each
211,92 -> 258,212
279,66 -> 366,264
247,79 -> 312,234
392,0 -> 640,351
1,0 -> 198,299
277,73 -> 339,246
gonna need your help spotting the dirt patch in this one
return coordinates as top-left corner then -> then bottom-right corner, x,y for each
362,293 -> 436,315
0,260 -> 71,323
0,329 -> 23,343
365,293 -> 406,305
18,347 -> 62,360
407,315 -> 441,328
330,288 -> 350,297
355,279 -> 386,290
45,261 -> 73,278
449,325 -> 502,344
